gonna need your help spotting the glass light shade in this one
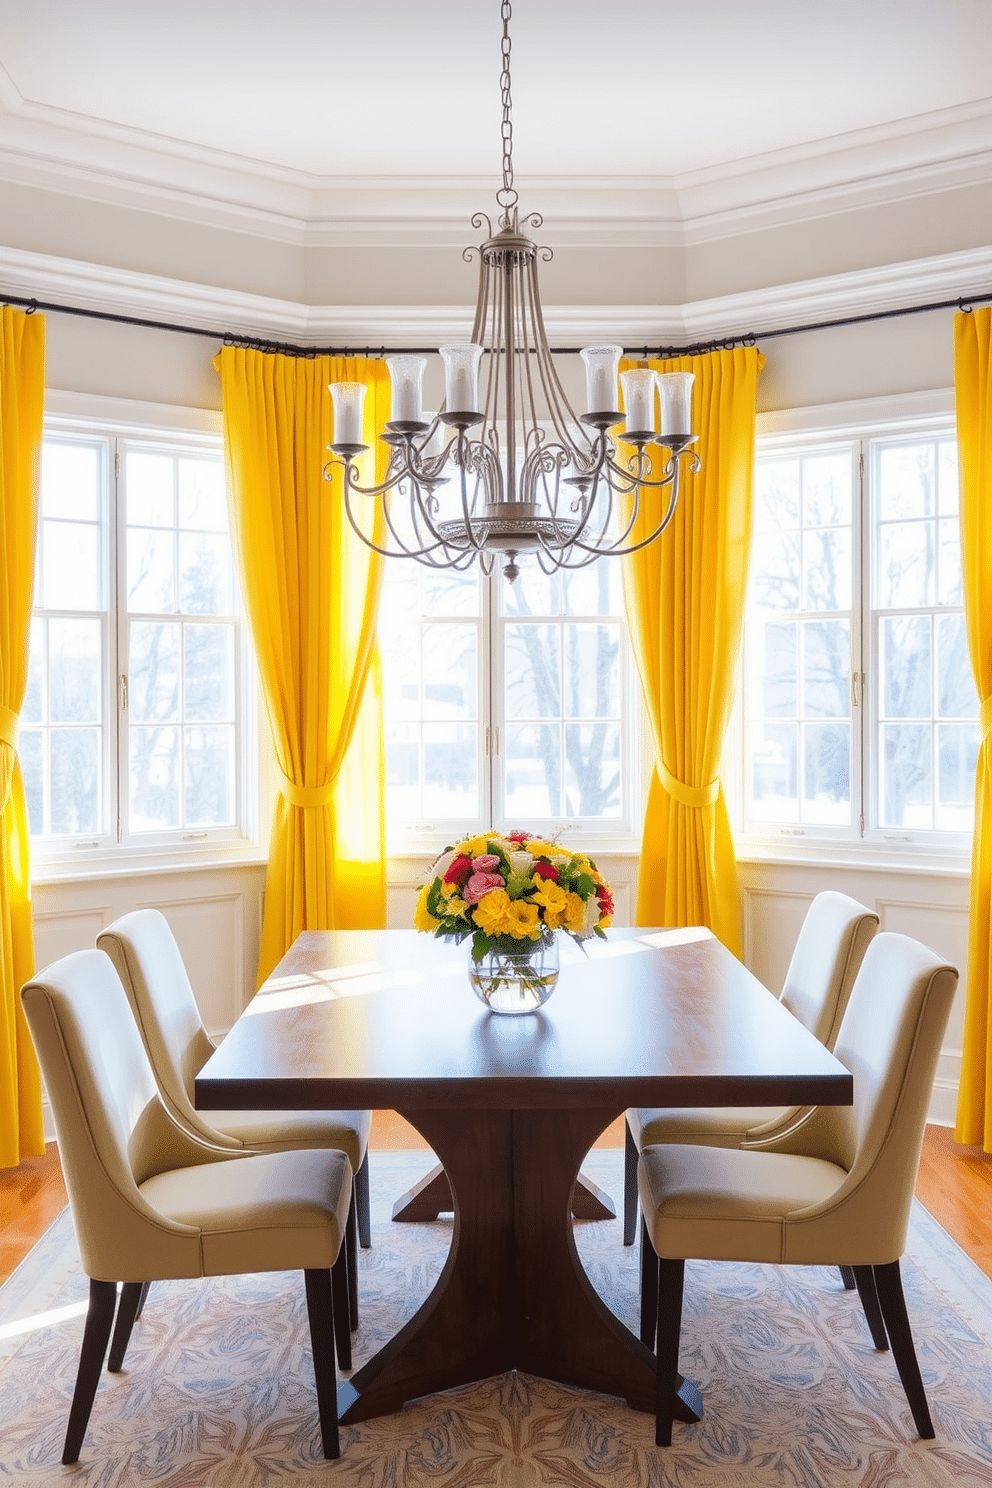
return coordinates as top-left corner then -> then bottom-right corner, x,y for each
385,354 -> 426,423
439,343 -> 483,414
658,371 -> 694,437
329,381 -> 367,447
620,368 -> 657,435
580,344 -> 622,414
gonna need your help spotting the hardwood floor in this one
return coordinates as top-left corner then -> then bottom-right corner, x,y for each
2,1121 -> 991,1286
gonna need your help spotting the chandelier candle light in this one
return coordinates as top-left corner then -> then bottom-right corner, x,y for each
325,1 -> 699,582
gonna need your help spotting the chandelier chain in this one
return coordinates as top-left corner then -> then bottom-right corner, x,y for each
497,0 -> 516,213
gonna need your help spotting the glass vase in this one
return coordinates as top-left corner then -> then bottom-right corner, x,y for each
468,932 -> 560,1015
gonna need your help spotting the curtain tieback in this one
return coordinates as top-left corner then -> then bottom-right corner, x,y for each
0,705 -> 19,751
981,695 -> 992,740
281,776 -> 336,809
658,760 -> 719,809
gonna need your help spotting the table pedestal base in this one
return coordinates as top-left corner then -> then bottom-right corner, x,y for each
340,1105 -> 701,1427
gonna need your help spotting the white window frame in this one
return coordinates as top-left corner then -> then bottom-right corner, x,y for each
731,387 -> 974,870
28,392 -> 264,876
379,556 -> 645,858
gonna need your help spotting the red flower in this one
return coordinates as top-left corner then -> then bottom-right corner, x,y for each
443,854 -> 473,887
533,860 -> 560,882
596,884 -> 615,915
507,830 -> 530,843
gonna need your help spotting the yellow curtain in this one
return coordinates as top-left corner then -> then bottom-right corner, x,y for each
1,306 -> 45,1167
216,349 -> 391,985
621,346 -> 764,957
954,307 -> 992,1151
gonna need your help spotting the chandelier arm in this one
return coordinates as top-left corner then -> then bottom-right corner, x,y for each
568,461 -> 685,559
337,456 -> 468,563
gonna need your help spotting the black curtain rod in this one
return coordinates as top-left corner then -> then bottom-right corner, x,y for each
3,286 -> 992,360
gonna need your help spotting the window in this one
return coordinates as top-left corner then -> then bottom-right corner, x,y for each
22,416 -> 252,859
741,407 -> 979,852
378,553 -> 639,848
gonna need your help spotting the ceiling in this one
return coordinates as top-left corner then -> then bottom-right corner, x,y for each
2,0 -> 991,216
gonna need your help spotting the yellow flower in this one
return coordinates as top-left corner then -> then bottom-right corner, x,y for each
532,878 -> 569,930
562,891 -> 587,934
446,895 -> 468,921
460,833 -> 498,859
524,838 -> 558,858
472,888 -> 513,937
413,883 -> 440,932
504,898 -> 541,940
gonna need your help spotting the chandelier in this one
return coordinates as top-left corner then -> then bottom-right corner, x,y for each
324,1 -> 699,583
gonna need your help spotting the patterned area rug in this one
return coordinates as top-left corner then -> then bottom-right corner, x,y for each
1,1148 -> 991,1486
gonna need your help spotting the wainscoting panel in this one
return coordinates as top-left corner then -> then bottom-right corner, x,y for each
739,856 -> 971,1127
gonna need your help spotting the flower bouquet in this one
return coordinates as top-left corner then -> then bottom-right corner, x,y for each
414,831 -> 614,1012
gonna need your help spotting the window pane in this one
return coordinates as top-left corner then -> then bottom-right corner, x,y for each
750,723 -> 798,820
128,528 -> 176,613
877,444 -> 936,520
130,725 -> 180,830
422,624 -> 477,720
50,728 -> 100,835
937,518 -> 963,606
43,521 -> 101,611
179,532 -> 232,614
185,624 -> 234,722
42,442 -> 101,521
762,621 -> 797,717
423,725 -> 478,817
803,619 -> 851,720
804,528 -> 851,611
130,621 -> 181,723
938,441 -> 959,515
802,722 -> 850,824
803,454 -> 851,527
178,456 -> 227,529
564,723 -> 621,818
877,520 -> 935,609
23,619 -> 44,724
560,561 -> 619,616
563,624 -> 620,719
880,723 -> 932,829
505,723 -> 561,817
20,729 -> 43,833
937,613 -> 978,719
881,616 -> 931,719
505,624 -> 561,719
185,724 -> 235,826
937,723 -> 979,830
752,532 -> 800,610
49,618 -> 101,723
754,461 -> 800,529
126,451 -> 175,526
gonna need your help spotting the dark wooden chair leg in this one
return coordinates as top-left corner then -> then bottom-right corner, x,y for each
639,1215 -> 659,1348
107,1281 -> 147,1371
346,1194 -> 359,1332
354,1151 -> 371,1249
304,1268 -> 340,1459
852,1264 -> 889,1351
134,1279 -> 151,1318
872,1260 -> 935,1439
655,1258 -> 685,1447
623,1119 -> 638,1247
839,1264 -> 857,1290
63,1279 -> 117,1464
330,1248 -> 352,1372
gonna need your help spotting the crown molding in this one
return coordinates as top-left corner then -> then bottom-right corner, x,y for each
3,243 -> 990,351
2,79 -> 992,248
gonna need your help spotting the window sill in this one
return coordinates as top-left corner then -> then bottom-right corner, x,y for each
735,837 -> 972,879
30,841 -> 270,886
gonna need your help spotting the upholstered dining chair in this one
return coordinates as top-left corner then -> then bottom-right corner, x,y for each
637,930 -> 958,1446
97,907 -> 372,1328
21,949 -> 352,1463
623,891 -> 879,1245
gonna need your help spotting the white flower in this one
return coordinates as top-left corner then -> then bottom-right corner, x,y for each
582,895 -> 601,933
431,849 -> 458,881
507,850 -> 534,876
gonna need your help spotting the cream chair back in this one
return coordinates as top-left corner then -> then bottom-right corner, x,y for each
779,890 -> 879,1045
21,950 -> 219,1281
776,931 -> 958,1265
97,908 -> 239,1150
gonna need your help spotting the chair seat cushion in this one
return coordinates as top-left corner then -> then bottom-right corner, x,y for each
210,1108 -> 370,1170
140,1148 -> 352,1277
628,1105 -> 786,1151
639,1142 -> 846,1264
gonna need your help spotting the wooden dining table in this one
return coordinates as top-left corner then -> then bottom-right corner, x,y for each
194,925 -> 853,1426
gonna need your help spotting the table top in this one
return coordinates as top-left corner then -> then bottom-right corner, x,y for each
195,926 -> 853,1114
